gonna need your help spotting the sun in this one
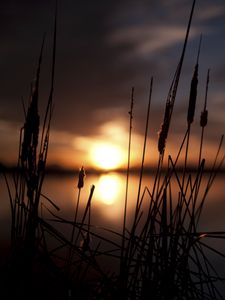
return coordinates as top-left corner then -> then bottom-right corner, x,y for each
91,143 -> 124,170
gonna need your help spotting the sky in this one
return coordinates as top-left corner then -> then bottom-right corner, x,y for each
0,0 -> 225,170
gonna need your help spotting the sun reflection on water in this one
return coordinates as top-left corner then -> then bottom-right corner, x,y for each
96,173 -> 123,206
94,173 -> 125,223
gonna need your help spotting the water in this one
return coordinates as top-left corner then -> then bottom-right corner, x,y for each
39,172 -> 225,233
1,171 -> 225,241
1,171 -> 225,291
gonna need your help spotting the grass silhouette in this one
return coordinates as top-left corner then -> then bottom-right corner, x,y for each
1,0 -> 225,299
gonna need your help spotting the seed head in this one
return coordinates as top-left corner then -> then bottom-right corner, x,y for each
200,69 -> 210,128
77,166 -> 85,189
187,64 -> 198,125
158,102 -> 172,155
200,110 -> 208,127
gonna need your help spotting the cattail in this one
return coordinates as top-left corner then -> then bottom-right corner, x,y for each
21,37 -> 44,164
187,63 -> 198,125
200,69 -> 210,128
77,166 -> 85,189
158,102 -> 172,155
200,110 -> 208,127
187,35 -> 202,125
21,96 -> 40,165
157,2 -> 197,155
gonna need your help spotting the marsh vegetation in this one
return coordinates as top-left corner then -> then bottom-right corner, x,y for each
1,0 -> 225,299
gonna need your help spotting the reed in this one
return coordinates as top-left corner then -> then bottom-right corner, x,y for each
66,166 -> 86,271
2,0 -> 225,299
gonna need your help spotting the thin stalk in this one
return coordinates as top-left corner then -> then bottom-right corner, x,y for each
195,135 -> 224,223
182,35 -> 202,193
121,87 -> 134,270
39,3 -> 57,154
66,187 -> 81,272
157,0 -> 196,158
136,77 -> 153,211
71,188 -> 81,244
125,79 -> 154,282
75,185 -> 95,246
182,124 -> 191,190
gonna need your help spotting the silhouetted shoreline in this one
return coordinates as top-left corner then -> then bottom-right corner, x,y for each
1,162 -> 225,175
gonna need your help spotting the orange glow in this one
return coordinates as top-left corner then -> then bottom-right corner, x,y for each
94,173 -> 126,221
96,174 -> 121,205
90,143 -> 125,170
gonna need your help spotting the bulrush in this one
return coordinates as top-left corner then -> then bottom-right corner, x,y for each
21,74 -> 41,167
21,38 -> 44,168
66,166 -> 87,270
157,0 -> 196,156
187,35 -> 202,125
158,101 -> 172,155
199,69 -> 210,165
187,63 -> 198,125
200,69 -> 210,128
77,166 -> 86,189
200,108 -> 208,128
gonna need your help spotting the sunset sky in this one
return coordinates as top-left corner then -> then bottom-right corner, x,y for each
0,0 -> 225,170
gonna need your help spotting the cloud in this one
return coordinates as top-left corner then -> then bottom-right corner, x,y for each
197,4 -> 225,21
0,119 -> 21,164
73,119 -> 147,168
108,25 -> 201,59
0,0 -> 225,169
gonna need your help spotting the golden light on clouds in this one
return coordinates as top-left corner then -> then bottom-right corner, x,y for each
73,121 -> 133,170
1,116 -> 221,170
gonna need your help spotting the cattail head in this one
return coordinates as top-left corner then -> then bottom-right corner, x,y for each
21,39 -> 43,165
158,123 -> 168,155
77,166 -> 86,189
187,64 -> 198,125
200,69 -> 210,128
200,109 -> 208,127
158,102 -> 172,155
128,87 -> 134,117
21,96 -> 40,165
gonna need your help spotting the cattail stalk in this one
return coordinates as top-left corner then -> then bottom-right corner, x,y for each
136,78 -> 153,221
67,166 -> 86,270
199,69 -> 210,165
120,87 -> 134,288
37,3 -> 57,202
22,37 -> 45,267
187,35 -> 201,125
75,166 -> 85,224
158,0 -> 197,157
39,3 -> 57,157
125,79 -> 156,295
75,184 -> 95,246
182,35 -> 201,190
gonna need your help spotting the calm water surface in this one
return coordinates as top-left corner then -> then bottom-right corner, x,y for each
1,172 -> 225,238
1,172 -> 225,278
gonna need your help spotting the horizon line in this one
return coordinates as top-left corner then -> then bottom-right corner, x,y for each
1,162 -> 225,175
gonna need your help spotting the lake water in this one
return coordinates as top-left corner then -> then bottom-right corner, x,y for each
1,171 -> 225,291
1,171 -> 225,240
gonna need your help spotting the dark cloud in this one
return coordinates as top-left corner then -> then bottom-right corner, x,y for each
0,0 -> 225,165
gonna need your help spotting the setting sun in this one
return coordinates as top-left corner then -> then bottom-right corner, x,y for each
91,143 -> 124,170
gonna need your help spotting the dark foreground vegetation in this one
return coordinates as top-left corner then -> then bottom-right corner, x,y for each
1,0 -> 225,299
